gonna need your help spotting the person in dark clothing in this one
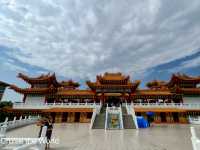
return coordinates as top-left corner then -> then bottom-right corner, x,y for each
37,117 -> 54,149
46,119 -> 53,149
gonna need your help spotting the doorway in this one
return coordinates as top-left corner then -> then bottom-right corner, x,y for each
62,112 -> 68,122
51,112 -> 56,123
160,112 -> 167,122
107,96 -> 121,107
172,112 -> 179,123
74,112 -> 80,122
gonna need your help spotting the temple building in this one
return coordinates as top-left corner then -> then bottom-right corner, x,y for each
86,72 -> 140,104
168,73 -> 200,96
4,72 -> 200,126
0,81 -> 9,101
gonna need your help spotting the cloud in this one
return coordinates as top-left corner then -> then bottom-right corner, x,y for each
0,0 -> 200,80
181,57 -> 200,69
170,56 -> 200,72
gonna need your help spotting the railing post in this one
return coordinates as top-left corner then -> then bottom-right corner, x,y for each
12,116 -> 16,124
131,101 -> 133,107
0,124 -> 7,138
4,117 -> 8,124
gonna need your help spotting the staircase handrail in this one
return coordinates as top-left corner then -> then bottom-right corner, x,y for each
191,127 -> 200,150
105,104 -> 108,130
119,105 -> 124,129
90,108 -> 97,129
129,102 -> 138,129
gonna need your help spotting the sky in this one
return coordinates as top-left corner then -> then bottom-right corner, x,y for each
0,0 -> 200,102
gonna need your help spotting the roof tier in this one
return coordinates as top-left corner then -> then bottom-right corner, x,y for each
18,73 -> 59,86
97,72 -> 130,84
0,81 -> 10,87
146,80 -> 168,89
58,80 -> 80,89
9,85 -> 57,94
168,73 -> 200,87
87,80 -> 140,92
47,89 -> 95,99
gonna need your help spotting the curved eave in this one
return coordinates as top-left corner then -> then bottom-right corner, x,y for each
9,85 -> 52,94
18,73 -> 59,86
86,80 -> 140,92
169,74 -> 200,86
0,81 -> 10,87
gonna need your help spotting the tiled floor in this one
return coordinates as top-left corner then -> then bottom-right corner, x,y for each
7,123 -> 200,150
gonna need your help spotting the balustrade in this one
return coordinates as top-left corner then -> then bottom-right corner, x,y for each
13,102 -> 100,109
132,103 -> 200,110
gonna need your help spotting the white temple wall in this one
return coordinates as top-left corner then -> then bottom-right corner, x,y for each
25,95 -> 45,105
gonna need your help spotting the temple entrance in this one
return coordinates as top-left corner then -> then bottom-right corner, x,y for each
172,112 -> 179,123
160,112 -> 167,122
51,112 -> 56,123
62,112 -> 68,122
106,96 -> 121,107
74,112 -> 80,122
47,98 -> 54,103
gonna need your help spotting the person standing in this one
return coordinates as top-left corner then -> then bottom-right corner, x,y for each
46,118 -> 53,149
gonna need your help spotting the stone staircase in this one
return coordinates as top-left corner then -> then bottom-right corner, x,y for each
92,106 -> 136,129
122,106 -> 136,129
92,106 -> 106,129
123,115 -> 136,129
122,106 -> 127,114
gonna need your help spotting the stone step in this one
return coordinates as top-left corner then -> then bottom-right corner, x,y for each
100,106 -> 106,114
122,107 -> 127,114
92,114 -> 105,129
123,115 -> 136,129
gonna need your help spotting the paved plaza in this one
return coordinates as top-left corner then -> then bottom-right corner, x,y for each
6,123 -> 200,150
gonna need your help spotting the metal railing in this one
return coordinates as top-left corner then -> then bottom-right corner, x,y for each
13,102 -> 100,109
132,103 -> 200,110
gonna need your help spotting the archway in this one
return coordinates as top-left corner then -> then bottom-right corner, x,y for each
106,96 -> 121,107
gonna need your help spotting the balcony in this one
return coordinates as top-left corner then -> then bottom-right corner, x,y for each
132,103 -> 200,110
13,102 -> 100,110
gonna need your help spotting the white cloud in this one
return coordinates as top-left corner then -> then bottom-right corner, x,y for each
0,0 -> 200,80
